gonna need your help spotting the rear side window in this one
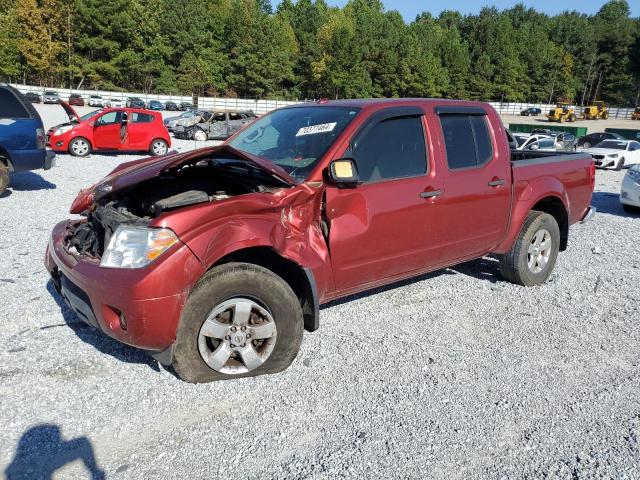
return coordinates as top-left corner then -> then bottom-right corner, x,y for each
132,112 -> 153,123
440,114 -> 494,169
354,116 -> 427,183
0,89 -> 30,118
229,112 -> 242,120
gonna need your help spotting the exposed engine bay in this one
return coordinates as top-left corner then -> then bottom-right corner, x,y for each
66,156 -> 286,258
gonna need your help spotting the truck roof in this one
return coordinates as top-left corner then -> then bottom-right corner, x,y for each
287,98 -> 492,111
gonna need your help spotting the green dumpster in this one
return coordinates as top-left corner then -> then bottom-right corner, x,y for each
604,128 -> 640,141
508,123 -> 587,138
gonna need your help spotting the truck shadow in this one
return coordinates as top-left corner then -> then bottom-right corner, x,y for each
322,257 -> 501,309
4,424 -> 105,480
46,280 -> 160,372
592,191 -> 638,217
7,171 -> 56,191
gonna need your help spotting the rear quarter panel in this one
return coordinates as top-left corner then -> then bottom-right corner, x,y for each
0,118 -> 45,171
495,154 -> 594,254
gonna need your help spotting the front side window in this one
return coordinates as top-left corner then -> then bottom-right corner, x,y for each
96,111 -> 122,126
353,116 -> 427,183
229,106 -> 360,183
439,114 -> 494,169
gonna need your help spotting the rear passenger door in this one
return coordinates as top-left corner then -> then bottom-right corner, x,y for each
126,111 -> 155,150
434,107 -> 511,264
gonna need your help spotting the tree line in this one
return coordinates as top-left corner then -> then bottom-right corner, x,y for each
0,0 -> 639,105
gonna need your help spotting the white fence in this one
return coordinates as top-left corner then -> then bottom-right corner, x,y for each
11,84 -> 303,115
11,84 -> 638,119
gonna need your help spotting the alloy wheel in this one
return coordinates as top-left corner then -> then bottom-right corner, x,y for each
198,298 -> 277,374
527,229 -> 552,274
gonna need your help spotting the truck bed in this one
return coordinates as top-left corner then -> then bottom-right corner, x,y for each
510,149 -> 594,225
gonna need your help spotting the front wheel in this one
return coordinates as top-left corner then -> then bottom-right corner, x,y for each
68,137 -> 91,157
172,263 -> 304,383
149,139 -> 168,156
193,129 -> 208,142
0,161 -> 9,195
499,211 -> 560,287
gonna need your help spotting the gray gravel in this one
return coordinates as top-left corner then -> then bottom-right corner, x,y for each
1,104 -> 640,479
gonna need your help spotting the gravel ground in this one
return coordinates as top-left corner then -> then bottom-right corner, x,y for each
1,104 -> 640,479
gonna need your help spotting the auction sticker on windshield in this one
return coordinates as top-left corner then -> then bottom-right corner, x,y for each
296,122 -> 337,137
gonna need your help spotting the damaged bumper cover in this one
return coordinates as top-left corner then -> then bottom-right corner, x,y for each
45,220 -> 205,353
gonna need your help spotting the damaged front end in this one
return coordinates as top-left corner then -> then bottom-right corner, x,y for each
64,145 -> 298,261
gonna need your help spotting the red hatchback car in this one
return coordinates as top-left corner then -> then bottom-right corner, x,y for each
47,102 -> 171,157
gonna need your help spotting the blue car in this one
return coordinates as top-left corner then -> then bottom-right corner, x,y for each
0,84 -> 55,194
147,100 -> 164,111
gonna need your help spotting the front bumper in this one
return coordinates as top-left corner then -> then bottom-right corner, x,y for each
620,177 -> 640,207
45,220 -> 206,352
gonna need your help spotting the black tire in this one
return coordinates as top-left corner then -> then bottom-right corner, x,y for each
615,157 -> 625,171
0,160 -> 9,195
172,263 -> 304,383
498,211 -> 560,287
149,139 -> 168,156
68,137 -> 91,157
622,203 -> 639,214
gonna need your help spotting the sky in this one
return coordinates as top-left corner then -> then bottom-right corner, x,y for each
269,0 -> 640,20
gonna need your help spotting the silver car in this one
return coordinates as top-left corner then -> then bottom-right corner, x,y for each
43,91 -> 60,104
164,110 -> 199,132
191,110 -> 257,141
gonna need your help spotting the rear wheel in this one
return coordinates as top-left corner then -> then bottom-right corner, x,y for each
149,139 -> 168,156
172,263 -> 304,383
0,160 -> 9,195
582,142 -> 591,149
69,137 -> 91,157
499,211 -> 560,287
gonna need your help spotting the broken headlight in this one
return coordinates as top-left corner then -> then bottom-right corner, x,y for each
100,226 -> 178,269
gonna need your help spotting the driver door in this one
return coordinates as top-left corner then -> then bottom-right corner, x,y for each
325,109 -> 445,292
93,110 -> 123,150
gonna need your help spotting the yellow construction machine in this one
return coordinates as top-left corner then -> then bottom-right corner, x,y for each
582,101 -> 609,120
546,103 -> 577,123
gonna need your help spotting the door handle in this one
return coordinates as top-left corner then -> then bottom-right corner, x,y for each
420,190 -> 442,199
488,179 -> 505,187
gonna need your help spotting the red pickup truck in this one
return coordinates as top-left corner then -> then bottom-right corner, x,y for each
45,99 -> 595,383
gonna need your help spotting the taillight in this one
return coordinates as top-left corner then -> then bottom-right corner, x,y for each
36,128 -> 45,149
589,161 -> 596,188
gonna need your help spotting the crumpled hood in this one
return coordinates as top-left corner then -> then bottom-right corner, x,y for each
70,145 -> 296,214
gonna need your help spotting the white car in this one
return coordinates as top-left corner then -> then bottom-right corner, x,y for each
584,139 -> 640,170
88,95 -> 104,107
106,98 -> 123,108
620,165 -> 640,213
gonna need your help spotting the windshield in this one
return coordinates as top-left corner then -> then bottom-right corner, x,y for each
80,109 -> 103,122
596,140 -> 627,150
45,91 -> 57,96
228,106 -> 360,182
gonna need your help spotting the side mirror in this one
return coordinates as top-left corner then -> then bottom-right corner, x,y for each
329,159 -> 360,186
